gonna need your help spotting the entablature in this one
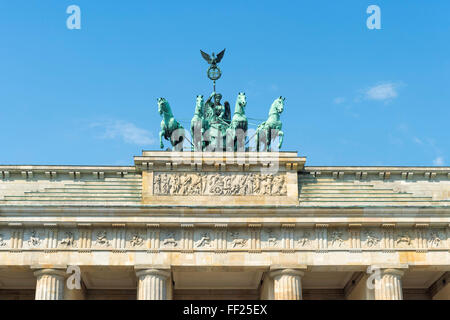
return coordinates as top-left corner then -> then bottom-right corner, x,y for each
304,166 -> 450,181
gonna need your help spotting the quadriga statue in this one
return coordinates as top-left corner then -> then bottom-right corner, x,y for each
157,93 -> 284,152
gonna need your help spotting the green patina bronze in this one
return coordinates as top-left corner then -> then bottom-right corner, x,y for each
226,92 -> 247,151
256,97 -> 285,151
158,97 -> 185,151
203,91 -> 231,150
157,50 -> 284,152
200,49 -> 226,92
190,94 -> 207,151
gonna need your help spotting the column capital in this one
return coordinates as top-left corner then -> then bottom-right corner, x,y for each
135,266 -> 171,279
32,266 -> 67,278
380,269 -> 405,277
368,264 -> 408,276
269,266 -> 306,278
31,264 -> 67,270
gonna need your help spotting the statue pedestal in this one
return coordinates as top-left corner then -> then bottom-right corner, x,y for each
134,151 -> 305,206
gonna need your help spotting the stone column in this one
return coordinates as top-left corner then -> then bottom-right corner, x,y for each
34,269 -> 66,300
136,268 -> 171,300
269,268 -> 304,300
373,268 -> 405,300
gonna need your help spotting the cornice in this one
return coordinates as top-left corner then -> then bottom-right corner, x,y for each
1,205 -> 450,216
304,166 -> 450,174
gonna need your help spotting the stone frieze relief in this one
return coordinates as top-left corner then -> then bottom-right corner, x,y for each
0,227 -> 447,252
153,172 -> 287,196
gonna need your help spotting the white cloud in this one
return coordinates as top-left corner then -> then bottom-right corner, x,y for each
92,120 -> 156,146
365,82 -> 399,101
413,137 -> 423,145
333,97 -> 346,104
433,157 -> 444,166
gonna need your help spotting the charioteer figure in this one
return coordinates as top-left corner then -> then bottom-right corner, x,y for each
205,92 -> 231,126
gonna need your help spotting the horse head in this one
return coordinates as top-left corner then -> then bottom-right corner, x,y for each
194,95 -> 204,115
238,92 -> 247,107
235,92 -> 247,114
269,96 -> 285,115
157,97 -> 172,116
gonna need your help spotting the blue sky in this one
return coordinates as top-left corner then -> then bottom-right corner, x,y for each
0,1 -> 449,166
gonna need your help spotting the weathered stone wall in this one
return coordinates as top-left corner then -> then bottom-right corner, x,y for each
0,152 -> 449,300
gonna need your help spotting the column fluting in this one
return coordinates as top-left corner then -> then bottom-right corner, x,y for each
34,268 -> 66,300
374,268 -> 404,300
136,268 -> 171,300
269,268 -> 304,300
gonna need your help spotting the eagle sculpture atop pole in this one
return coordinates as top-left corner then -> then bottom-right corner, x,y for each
200,49 -> 226,92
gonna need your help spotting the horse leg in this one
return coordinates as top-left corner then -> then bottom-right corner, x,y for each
237,125 -> 247,152
258,130 -> 265,152
190,126 -> 195,151
278,130 -> 284,149
159,130 -> 164,149
236,127 -> 240,152
235,132 -> 241,152
225,129 -> 234,152
256,130 -> 260,152
266,129 -> 271,152
257,128 -> 268,152
195,123 -> 202,151
172,129 -> 185,151
176,136 -> 184,151
232,132 -> 237,152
